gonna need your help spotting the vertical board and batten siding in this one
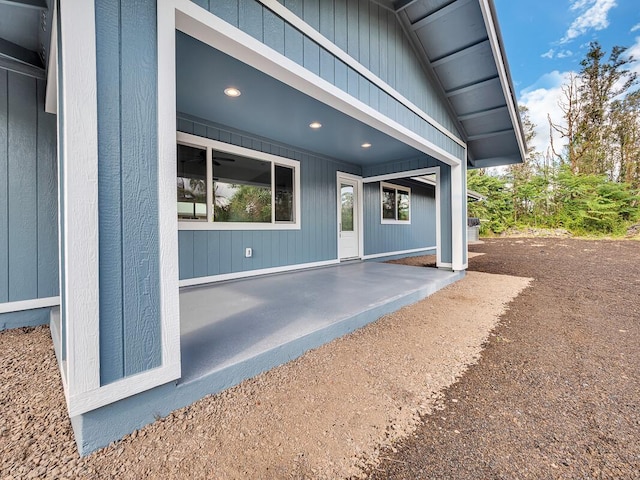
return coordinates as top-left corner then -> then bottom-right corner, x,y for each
195,0 -> 465,162
177,115 -> 361,280
0,70 -> 58,309
363,159 -> 453,264
94,0 -> 161,385
363,180 -> 436,256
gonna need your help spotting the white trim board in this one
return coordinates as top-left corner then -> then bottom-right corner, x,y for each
362,167 -> 440,183
178,259 -> 340,288
0,297 -> 60,314
156,0 -> 183,413
58,0 -> 101,397
362,247 -> 436,260
256,0 -> 465,149
173,0 -> 460,168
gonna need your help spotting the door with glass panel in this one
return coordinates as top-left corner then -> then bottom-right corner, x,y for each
338,176 -> 359,260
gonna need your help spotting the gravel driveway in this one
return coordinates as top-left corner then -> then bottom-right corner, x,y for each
369,238 -> 640,479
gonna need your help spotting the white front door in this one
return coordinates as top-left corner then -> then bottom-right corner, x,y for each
338,176 -> 360,260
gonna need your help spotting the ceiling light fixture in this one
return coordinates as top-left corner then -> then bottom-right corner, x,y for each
224,87 -> 241,97
309,121 -> 322,129
361,143 -> 372,148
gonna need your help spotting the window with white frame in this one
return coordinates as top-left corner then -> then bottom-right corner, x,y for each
177,133 -> 300,230
381,182 -> 411,223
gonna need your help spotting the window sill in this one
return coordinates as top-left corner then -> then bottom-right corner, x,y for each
381,219 -> 411,225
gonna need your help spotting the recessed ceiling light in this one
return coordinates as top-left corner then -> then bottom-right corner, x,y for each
309,121 -> 322,129
361,143 -> 372,148
224,87 -> 241,97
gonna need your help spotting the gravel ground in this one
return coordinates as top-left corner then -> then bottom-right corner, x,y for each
1,268 -> 528,479
370,238 -> 640,479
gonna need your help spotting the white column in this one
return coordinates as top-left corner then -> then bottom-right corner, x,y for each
450,162 -> 466,271
58,0 -> 101,396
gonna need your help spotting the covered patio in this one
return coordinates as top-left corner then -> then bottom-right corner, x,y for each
178,261 -> 464,389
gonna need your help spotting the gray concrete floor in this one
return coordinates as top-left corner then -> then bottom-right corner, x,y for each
179,261 -> 463,385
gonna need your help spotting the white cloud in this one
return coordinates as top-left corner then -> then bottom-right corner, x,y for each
519,71 -> 575,155
560,0 -> 617,44
631,23 -> 640,33
541,49 -> 573,60
541,49 -> 555,59
557,50 -> 574,58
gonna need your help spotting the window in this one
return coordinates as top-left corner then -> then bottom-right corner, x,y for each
381,182 -> 410,223
177,133 -> 300,230
177,145 -> 207,220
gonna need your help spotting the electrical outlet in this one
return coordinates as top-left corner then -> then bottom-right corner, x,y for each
245,247 -> 252,258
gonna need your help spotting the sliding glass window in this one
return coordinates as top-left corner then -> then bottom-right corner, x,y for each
176,135 -> 300,230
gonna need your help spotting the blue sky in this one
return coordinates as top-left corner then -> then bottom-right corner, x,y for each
493,0 -> 640,154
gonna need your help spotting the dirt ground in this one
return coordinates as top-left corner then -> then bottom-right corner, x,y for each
1,263 -> 528,479
2,238 -> 637,479
370,238 -> 640,479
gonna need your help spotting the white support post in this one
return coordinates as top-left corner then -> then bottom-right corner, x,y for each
450,163 -> 466,271
58,0 -> 101,396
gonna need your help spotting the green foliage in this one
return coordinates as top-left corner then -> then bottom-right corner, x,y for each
468,166 -> 639,236
467,170 -> 513,235
215,185 -> 272,223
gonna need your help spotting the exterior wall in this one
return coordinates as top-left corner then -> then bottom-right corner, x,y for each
0,71 -> 58,322
193,0 -> 465,161
363,180 -> 436,257
177,115 -> 361,280
94,0 -> 161,385
362,158 -> 453,264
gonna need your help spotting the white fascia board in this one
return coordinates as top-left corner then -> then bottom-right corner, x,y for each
58,0 -> 101,396
173,0 -> 460,168
478,0 -> 527,163
257,0 -> 465,149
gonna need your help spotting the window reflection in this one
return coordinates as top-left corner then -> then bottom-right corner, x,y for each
177,145 -> 207,220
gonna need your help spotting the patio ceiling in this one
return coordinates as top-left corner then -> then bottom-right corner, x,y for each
177,0 -> 525,170
392,0 -> 526,168
176,31 -> 423,167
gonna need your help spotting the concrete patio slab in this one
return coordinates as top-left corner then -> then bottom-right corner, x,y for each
71,262 -> 463,454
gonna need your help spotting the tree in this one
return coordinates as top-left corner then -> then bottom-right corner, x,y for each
610,90 -> 640,190
552,42 -> 638,178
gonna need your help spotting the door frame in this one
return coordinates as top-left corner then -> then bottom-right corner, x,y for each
336,172 -> 364,261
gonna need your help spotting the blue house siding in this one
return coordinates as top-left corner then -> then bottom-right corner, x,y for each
94,0 -> 161,385
177,115 -> 361,280
363,158 -> 453,264
363,180 -> 436,256
0,71 -> 58,308
196,0 -> 465,160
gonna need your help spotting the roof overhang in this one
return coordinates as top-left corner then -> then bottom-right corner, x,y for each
0,0 -> 53,80
393,0 -> 526,168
